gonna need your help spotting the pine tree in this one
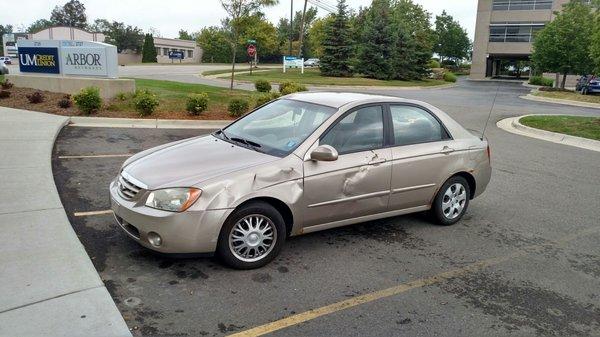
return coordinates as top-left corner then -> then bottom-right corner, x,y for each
356,0 -> 394,80
141,34 -> 157,63
320,0 -> 353,77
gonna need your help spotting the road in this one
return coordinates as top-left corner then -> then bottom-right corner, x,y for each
51,80 -> 600,336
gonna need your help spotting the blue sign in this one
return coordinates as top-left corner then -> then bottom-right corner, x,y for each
18,47 -> 60,74
169,51 -> 184,60
284,56 -> 298,61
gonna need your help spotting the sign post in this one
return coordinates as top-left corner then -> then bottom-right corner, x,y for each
168,50 -> 185,63
283,56 -> 304,74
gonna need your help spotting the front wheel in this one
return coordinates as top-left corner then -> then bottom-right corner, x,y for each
217,202 -> 286,269
431,176 -> 470,226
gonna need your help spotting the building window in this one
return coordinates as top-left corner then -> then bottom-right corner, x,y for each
492,0 -> 553,11
187,50 -> 193,58
489,23 -> 545,42
163,48 -> 169,56
155,47 -> 160,55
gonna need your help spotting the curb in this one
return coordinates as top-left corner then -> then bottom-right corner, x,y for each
0,107 -> 132,337
307,83 -> 458,91
520,94 -> 600,110
497,114 -> 600,152
69,116 -> 231,129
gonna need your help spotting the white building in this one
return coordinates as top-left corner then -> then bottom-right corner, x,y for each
5,26 -> 202,65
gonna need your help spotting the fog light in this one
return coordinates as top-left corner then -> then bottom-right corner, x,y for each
147,232 -> 162,247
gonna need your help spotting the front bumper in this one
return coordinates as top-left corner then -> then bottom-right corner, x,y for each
109,179 -> 230,254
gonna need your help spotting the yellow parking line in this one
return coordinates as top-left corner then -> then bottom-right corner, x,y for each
229,227 -> 600,337
58,154 -> 132,159
73,210 -> 113,217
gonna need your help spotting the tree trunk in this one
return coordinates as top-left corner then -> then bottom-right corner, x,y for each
561,73 -> 567,89
230,42 -> 237,90
554,73 -> 560,88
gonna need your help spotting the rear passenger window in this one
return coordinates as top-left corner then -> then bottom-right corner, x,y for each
321,105 -> 384,154
390,105 -> 449,146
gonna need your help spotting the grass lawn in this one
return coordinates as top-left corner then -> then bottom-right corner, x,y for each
220,68 -> 447,87
0,74 -> 4,83
0,78 -> 259,120
520,115 -> 600,141
534,90 -> 600,105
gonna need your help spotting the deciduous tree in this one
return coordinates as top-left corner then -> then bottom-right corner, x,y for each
532,0 -> 594,88
50,0 -> 88,28
433,11 -> 470,64
220,0 -> 278,90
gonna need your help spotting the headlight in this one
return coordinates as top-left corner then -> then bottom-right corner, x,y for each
145,188 -> 201,212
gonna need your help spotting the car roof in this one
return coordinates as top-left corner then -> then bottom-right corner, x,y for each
284,91 -> 413,108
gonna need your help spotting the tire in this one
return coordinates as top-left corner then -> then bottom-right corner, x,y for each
431,176 -> 471,226
217,201 -> 286,269
582,87 -> 589,95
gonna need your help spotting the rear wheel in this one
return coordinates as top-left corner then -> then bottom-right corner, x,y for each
217,201 -> 286,269
431,176 -> 470,226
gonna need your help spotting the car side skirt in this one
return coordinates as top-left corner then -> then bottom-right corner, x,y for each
299,205 -> 430,235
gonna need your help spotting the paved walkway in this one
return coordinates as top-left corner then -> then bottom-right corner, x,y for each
0,107 -> 130,337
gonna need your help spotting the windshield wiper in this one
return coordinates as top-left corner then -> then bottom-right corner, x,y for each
230,137 -> 263,150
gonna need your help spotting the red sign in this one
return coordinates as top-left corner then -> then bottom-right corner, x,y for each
247,45 -> 256,57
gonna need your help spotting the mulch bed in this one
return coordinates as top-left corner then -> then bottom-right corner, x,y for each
0,87 -> 236,120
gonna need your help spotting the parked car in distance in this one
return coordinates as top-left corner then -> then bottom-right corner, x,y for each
0,63 -> 9,75
110,92 -> 492,269
576,75 -> 600,95
0,56 -> 12,65
304,58 -> 320,67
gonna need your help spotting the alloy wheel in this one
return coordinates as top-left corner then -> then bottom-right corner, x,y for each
441,183 -> 467,220
228,214 -> 277,263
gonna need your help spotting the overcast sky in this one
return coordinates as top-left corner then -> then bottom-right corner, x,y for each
2,0 -> 478,39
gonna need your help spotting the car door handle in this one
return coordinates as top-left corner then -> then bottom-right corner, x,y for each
440,146 -> 455,155
368,158 -> 387,165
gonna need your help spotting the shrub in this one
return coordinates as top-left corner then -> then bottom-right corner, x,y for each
186,93 -> 209,115
254,79 -> 272,92
115,92 -> 129,101
443,72 -> 457,83
26,91 -> 44,104
427,59 -> 441,69
1,79 -> 13,90
133,90 -> 159,116
279,81 -> 308,95
228,98 -> 249,117
0,90 -> 10,99
529,76 -> 554,87
73,87 -> 102,114
255,92 -> 281,108
58,94 -> 72,108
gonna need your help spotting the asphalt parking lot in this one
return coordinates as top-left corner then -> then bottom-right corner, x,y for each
52,81 -> 600,336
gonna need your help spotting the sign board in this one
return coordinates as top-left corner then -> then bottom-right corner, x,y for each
169,50 -> 185,60
17,47 -> 60,74
247,39 -> 256,45
247,44 -> 256,57
283,56 -> 304,74
17,40 -> 118,78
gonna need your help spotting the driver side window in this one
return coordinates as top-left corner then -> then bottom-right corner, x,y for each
320,105 -> 384,154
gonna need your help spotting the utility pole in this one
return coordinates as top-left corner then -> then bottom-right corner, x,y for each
288,0 -> 293,56
298,0 -> 308,58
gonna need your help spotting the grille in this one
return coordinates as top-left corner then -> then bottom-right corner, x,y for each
117,173 -> 143,200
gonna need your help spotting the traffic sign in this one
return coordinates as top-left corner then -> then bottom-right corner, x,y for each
247,45 -> 256,57
247,39 -> 257,45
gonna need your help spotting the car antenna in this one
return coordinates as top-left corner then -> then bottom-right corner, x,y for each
481,84 -> 501,140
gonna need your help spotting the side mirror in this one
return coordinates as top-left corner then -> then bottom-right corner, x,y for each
310,145 -> 338,162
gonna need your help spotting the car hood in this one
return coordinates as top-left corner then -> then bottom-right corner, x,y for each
123,135 -> 278,189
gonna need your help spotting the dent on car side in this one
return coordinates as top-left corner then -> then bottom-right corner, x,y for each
111,92 -> 491,257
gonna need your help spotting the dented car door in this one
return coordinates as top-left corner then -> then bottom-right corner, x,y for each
301,105 -> 392,229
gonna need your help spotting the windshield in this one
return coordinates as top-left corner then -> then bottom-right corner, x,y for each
220,99 -> 337,157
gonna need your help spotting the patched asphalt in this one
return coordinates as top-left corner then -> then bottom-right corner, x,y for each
51,80 -> 600,336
